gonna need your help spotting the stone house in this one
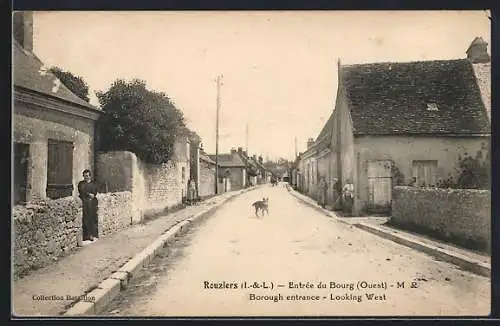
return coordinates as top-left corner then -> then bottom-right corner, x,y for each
235,149 -> 261,186
297,119 -> 338,206
253,155 -> 269,184
173,127 -> 195,201
208,149 -> 247,190
300,38 -> 491,216
198,151 -> 222,197
13,11 -> 101,205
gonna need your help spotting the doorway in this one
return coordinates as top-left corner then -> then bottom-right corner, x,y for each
367,160 -> 392,214
14,142 -> 30,205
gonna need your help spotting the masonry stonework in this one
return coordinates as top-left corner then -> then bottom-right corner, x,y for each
97,192 -> 133,237
96,151 -> 184,220
391,186 -> 491,252
472,63 -> 491,119
199,160 -> 216,198
13,190 -> 138,279
13,197 -> 83,280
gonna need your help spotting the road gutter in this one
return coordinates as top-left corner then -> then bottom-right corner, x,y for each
287,188 -> 491,278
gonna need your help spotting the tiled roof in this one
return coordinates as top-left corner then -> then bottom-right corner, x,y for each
200,153 -> 216,164
208,153 -> 246,167
309,113 -> 334,152
13,41 -> 97,110
240,154 -> 259,169
342,59 -> 491,135
315,113 -> 334,143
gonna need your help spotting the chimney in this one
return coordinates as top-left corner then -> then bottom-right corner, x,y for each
307,138 -> 315,149
466,37 -> 490,64
13,11 -> 33,52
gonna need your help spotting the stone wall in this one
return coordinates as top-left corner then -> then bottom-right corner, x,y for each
199,160 -> 216,198
13,190 -> 139,279
96,191 -> 133,237
391,186 -> 491,252
472,62 -> 491,120
13,197 -> 82,280
139,160 -> 183,217
96,151 -> 184,220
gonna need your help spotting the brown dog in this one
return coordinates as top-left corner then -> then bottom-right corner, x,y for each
252,197 -> 269,217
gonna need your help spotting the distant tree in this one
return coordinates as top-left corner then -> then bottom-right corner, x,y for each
456,143 -> 490,189
247,166 -> 259,177
49,67 -> 90,102
96,79 -> 186,164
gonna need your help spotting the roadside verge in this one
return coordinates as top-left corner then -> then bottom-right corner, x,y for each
288,188 -> 491,278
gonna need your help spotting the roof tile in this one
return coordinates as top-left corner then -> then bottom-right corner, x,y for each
13,41 -> 97,110
342,59 -> 490,135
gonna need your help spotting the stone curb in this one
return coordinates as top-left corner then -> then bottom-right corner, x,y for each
288,189 -> 490,277
63,186 -> 261,316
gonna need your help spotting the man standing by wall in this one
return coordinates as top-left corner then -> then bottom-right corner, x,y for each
78,169 -> 99,241
318,177 -> 328,208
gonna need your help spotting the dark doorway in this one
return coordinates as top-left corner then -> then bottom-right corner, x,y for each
14,142 -> 30,205
46,139 -> 74,199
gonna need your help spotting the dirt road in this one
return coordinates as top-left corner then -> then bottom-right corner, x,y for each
102,185 -> 490,317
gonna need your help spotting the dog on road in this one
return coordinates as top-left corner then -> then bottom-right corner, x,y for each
252,197 -> 269,217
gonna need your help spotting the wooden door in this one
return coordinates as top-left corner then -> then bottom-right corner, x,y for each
46,139 -> 74,199
367,160 -> 392,213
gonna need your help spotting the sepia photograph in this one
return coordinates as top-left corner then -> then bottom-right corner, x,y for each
12,10 -> 491,317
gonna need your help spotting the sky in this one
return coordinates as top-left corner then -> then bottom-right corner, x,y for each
32,11 -> 490,161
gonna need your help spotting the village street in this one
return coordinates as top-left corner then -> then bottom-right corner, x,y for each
102,185 -> 490,317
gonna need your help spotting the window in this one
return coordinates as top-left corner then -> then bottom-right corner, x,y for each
182,166 -> 186,182
14,142 -> 30,205
412,160 -> 438,187
46,139 -> 74,199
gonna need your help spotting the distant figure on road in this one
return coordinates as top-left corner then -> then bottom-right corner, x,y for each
188,178 -> 197,204
342,179 -> 355,216
318,177 -> 328,208
78,169 -> 99,241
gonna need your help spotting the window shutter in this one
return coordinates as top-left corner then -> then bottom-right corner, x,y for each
412,160 -> 437,187
47,139 -> 74,199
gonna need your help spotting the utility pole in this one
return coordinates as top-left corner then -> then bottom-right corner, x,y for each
245,122 -> 249,154
215,74 -> 223,194
294,136 -> 298,158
